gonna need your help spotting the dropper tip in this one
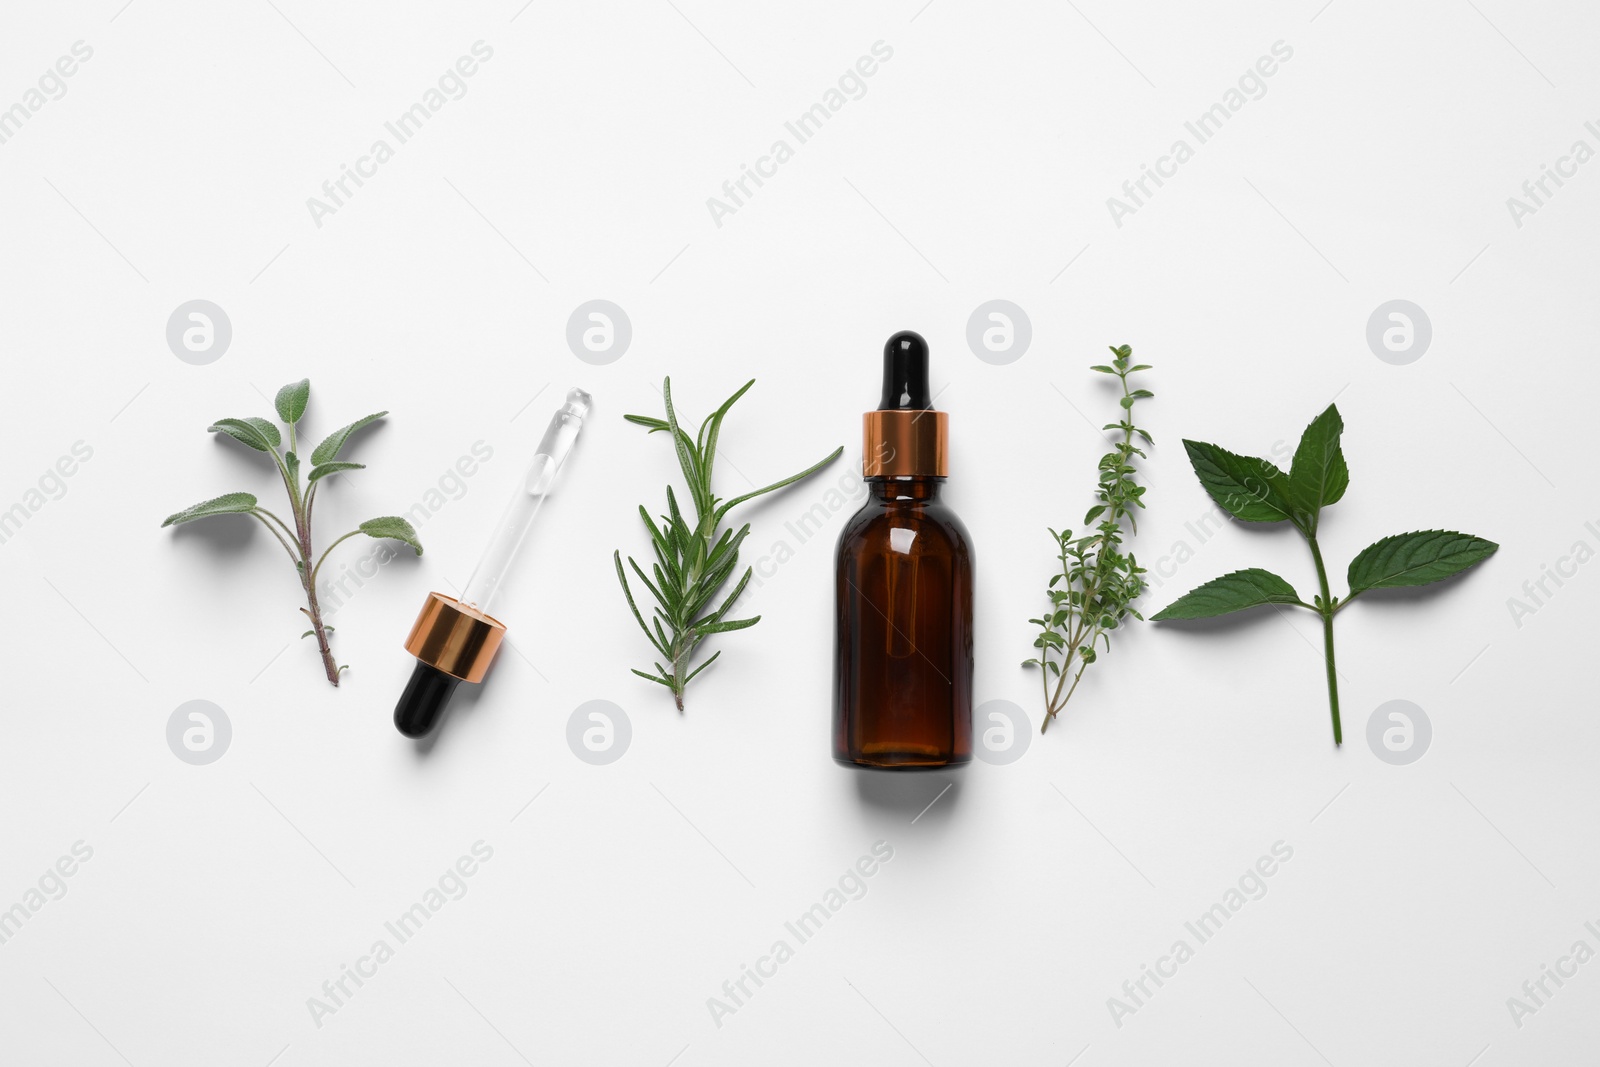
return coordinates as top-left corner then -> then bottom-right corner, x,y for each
564,388 -> 593,418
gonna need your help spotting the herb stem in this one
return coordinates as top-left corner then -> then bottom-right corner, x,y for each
250,510 -> 304,568
254,506 -> 300,546
1308,534 -> 1341,745
290,495 -> 340,686
311,530 -> 363,586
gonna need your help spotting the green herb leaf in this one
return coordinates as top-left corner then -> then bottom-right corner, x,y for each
1347,530 -> 1498,595
1182,440 -> 1295,524
696,616 -> 759,635
713,446 -> 844,525
160,492 -> 258,527
1151,568 -> 1303,620
275,379 -> 310,425
623,414 -> 670,434
308,461 -> 365,484
310,412 -> 387,465
1287,404 -> 1349,526
358,516 -> 422,555
209,417 -> 281,452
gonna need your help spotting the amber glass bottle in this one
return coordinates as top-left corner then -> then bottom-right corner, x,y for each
833,331 -> 973,769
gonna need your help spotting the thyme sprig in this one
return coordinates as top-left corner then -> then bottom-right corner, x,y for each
1023,347 -> 1153,732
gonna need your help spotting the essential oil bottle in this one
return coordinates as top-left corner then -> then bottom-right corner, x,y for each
833,331 -> 974,769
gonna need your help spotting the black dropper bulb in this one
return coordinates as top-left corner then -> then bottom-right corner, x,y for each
394,661 -> 462,738
879,330 -> 933,410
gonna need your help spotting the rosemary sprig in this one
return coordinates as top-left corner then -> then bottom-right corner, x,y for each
616,378 -> 842,710
1023,346 -> 1153,732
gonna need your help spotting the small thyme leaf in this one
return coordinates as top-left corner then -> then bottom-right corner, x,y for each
617,378 -> 841,710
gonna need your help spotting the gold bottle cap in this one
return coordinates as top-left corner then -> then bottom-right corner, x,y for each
402,592 -> 506,683
862,409 -> 948,478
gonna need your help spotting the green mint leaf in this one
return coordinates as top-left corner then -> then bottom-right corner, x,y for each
1182,440 -> 1295,524
209,417 -> 280,452
358,516 -> 422,555
310,412 -> 387,465
161,492 -> 258,527
1152,568 -> 1303,620
308,461 -> 365,484
1287,404 -> 1349,526
1347,530 -> 1498,595
275,379 -> 310,425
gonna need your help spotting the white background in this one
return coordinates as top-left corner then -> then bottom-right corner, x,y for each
2,1 -> 1596,1064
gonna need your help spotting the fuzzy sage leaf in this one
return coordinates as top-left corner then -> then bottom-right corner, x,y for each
309,461 -> 364,484
358,516 -> 422,555
311,412 -> 387,465
161,492 -> 258,527
209,417 -> 280,452
275,379 -> 310,425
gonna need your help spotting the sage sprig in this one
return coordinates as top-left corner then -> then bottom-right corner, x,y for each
161,379 -> 421,686
1023,346 -> 1152,732
1152,404 -> 1498,745
616,378 -> 842,710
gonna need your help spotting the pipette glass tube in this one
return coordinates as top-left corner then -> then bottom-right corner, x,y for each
394,388 -> 591,738
461,389 -> 590,615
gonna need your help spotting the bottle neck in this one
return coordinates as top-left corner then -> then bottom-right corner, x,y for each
867,477 -> 943,503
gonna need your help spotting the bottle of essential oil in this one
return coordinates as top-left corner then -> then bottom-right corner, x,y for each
833,331 -> 973,768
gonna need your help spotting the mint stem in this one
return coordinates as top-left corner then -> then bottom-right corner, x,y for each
1307,535 -> 1341,744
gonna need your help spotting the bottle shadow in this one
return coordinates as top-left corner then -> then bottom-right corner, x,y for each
850,766 -> 964,829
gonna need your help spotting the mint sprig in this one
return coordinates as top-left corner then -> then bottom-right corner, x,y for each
161,379 -> 421,686
1153,404 -> 1498,745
